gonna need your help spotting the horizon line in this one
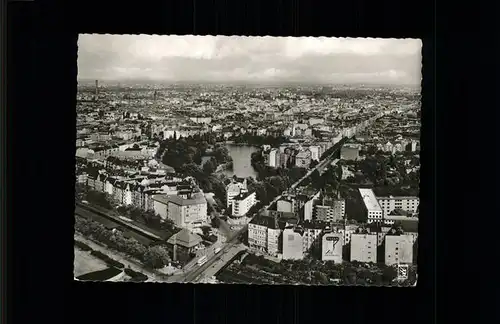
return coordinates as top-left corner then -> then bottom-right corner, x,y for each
77,79 -> 421,87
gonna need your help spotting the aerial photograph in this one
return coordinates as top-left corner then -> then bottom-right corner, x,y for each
74,35 -> 421,285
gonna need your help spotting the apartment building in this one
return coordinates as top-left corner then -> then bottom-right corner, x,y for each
359,188 -> 383,224
268,148 -> 280,168
165,194 -> 208,229
308,145 -> 321,161
322,231 -> 343,263
350,233 -> 377,263
247,210 -> 296,256
152,194 -> 170,220
232,191 -> 257,217
277,198 -> 295,213
315,198 -> 345,222
282,227 -> 304,260
226,179 -> 248,209
385,234 -> 414,266
338,225 -> 359,246
295,149 -> 312,168
377,196 -> 419,217
302,223 -> 325,254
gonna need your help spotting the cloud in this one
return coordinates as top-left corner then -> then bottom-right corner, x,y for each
78,35 -> 422,84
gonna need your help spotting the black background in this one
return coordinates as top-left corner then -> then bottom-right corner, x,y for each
6,0 -> 496,323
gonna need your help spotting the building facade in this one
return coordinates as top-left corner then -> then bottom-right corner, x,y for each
385,234 -> 414,266
232,191 -> 257,217
322,232 -> 343,263
282,227 -> 304,260
350,233 -> 377,263
377,196 -> 419,217
166,194 -> 208,229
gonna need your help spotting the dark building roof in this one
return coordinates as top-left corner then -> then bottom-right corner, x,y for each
167,229 -> 202,248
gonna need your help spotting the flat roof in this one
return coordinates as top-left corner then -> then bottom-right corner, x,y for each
377,196 -> 419,200
358,188 -> 382,212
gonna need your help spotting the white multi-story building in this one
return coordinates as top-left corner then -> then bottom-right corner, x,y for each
377,196 -> 419,217
269,148 -> 280,168
232,191 -> 257,217
385,234 -> 414,266
308,145 -> 321,161
282,227 -> 304,260
322,232 -> 343,263
152,195 -> 170,220
359,188 -> 383,224
410,140 -> 418,152
303,191 -> 321,221
226,180 -> 248,209
165,194 -> 208,229
350,233 -> 377,263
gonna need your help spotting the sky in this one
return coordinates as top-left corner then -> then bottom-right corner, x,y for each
78,35 -> 422,85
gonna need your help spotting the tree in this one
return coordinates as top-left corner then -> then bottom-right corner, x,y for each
143,246 -> 171,269
309,160 -> 319,169
310,169 -> 323,190
382,266 -> 398,283
203,157 -> 217,174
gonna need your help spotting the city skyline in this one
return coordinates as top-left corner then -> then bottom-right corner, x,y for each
78,35 -> 422,86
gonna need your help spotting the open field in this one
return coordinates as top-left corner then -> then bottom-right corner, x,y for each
74,247 -> 108,277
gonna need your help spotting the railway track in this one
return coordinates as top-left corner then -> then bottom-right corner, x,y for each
75,203 -> 162,243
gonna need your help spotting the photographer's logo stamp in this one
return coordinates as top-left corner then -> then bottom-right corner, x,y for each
397,264 -> 409,280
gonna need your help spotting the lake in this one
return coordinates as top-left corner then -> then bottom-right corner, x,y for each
223,144 -> 259,179
199,144 -> 259,179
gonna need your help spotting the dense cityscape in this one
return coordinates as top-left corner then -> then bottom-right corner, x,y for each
74,80 -> 421,286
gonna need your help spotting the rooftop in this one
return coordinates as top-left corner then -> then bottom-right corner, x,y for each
233,191 -> 255,201
358,188 -> 382,212
377,196 -> 419,200
166,228 -> 202,248
167,194 -> 207,206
